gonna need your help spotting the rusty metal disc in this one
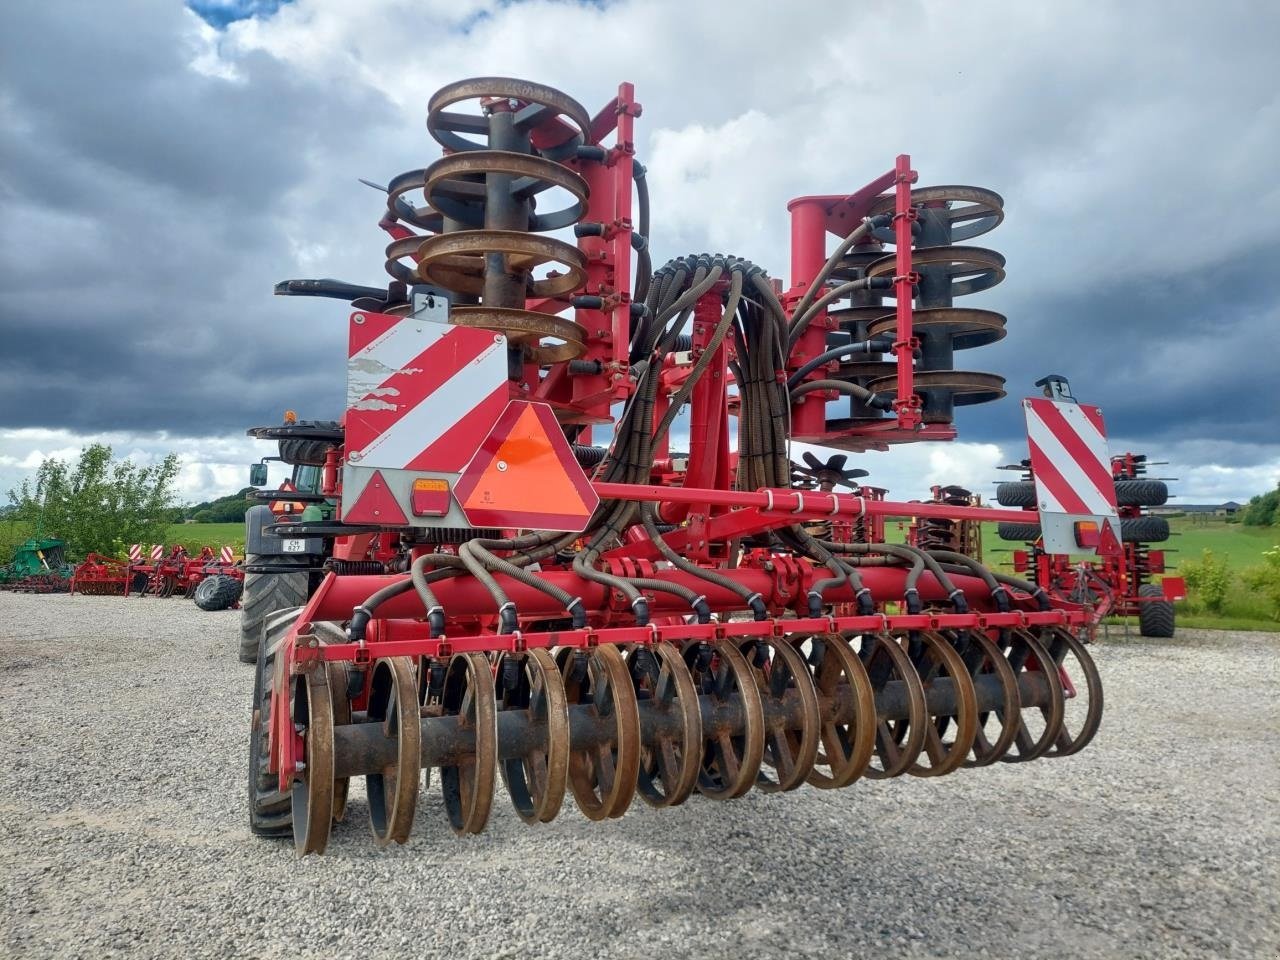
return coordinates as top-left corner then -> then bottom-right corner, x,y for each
826,305 -> 896,332
868,307 -> 1007,351
1043,628 -> 1104,758
869,185 -> 1005,242
384,167 -> 444,233
449,306 -> 587,364
366,656 -> 421,846
868,370 -> 1007,412
803,634 -> 877,789
903,630 -> 978,778
1000,628 -> 1067,763
414,229 -> 587,299
499,649 -> 568,824
960,631 -> 1023,767
424,150 -> 589,232
427,77 -> 593,157
684,639 -> 765,800
740,637 -> 820,793
291,666 -> 335,856
441,652 -> 498,834
866,245 -> 1006,297
856,632 -> 928,779
558,644 -> 640,820
628,642 -> 703,808
326,661 -> 352,822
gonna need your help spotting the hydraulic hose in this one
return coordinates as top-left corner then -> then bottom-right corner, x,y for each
790,379 -> 894,411
786,338 -> 895,388
640,502 -> 767,620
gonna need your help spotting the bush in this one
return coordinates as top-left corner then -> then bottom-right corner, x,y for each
6,444 -> 180,559
1240,484 -> 1279,527
1243,547 -> 1280,621
1181,548 -> 1230,614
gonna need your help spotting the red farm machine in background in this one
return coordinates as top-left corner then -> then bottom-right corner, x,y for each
70,542 -> 244,609
243,76 -> 1113,857
994,444 -> 1183,637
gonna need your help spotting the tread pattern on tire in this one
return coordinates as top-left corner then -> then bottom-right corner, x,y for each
1137,583 -> 1175,637
248,607 -> 301,837
995,481 -> 1036,507
239,555 -> 309,663
997,516 -> 1170,544
278,420 -> 343,467
997,521 -> 1043,542
194,574 -> 243,611
1114,479 -> 1169,507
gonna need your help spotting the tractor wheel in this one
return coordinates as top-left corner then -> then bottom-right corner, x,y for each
1114,479 -> 1169,507
194,574 -> 244,611
1122,515 -> 1170,543
1138,584 -> 1175,638
278,420 -> 343,467
239,556 -> 309,664
248,607 -> 301,837
997,521 -> 1042,542
995,481 -> 1036,508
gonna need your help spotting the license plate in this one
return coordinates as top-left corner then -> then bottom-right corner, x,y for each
281,539 -> 306,553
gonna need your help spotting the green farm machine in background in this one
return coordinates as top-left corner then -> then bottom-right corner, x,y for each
0,536 -> 74,593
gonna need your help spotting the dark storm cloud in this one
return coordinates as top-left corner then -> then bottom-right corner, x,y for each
0,0 -> 389,432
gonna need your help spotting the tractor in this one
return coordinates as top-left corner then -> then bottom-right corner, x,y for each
243,76 -> 1111,856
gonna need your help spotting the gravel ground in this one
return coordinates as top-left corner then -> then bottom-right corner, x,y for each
1,594 -> 1277,960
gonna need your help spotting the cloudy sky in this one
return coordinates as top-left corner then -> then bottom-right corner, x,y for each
2,0 -> 1278,506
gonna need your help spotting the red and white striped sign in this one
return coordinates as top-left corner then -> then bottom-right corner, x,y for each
128,544 -> 142,562
1024,398 -> 1117,515
150,544 -> 164,562
219,546 -> 235,564
345,308 -> 508,474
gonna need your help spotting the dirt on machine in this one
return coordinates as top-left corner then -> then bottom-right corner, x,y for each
240,76 -> 1113,857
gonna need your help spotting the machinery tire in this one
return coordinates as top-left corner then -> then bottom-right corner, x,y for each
1138,584 -> 1175,638
278,420 -> 343,466
997,516 -> 1169,545
194,574 -> 243,611
239,556 -> 309,664
1122,515 -> 1170,543
995,481 -> 1036,507
1114,479 -> 1169,507
248,607 -> 300,837
997,521 -> 1042,542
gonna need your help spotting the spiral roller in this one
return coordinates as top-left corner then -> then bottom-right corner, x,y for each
381,78 -> 596,364
913,485 -> 983,557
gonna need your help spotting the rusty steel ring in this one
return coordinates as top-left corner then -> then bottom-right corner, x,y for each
384,167 -> 444,233
414,229 -> 588,299
904,630 -> 979,778
424,150 -> 590,233
449,306 -> 587,364
427,76 -> 593,156
866,245 -> 1006,298
868,307 -> 1008,351
292,666 -> 335,856
867,370 -> 1007,419
869,184 -> 1005,242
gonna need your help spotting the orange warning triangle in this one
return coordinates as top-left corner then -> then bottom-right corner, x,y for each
455,401 -> 598,533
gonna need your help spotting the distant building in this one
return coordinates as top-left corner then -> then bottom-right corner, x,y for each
1150,502 -> 1242,517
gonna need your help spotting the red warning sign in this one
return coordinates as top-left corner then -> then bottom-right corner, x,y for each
343,469 -> 409,526
455,401 -> 598,532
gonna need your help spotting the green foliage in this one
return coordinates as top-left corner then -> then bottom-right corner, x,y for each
1240,484 -> 1279,526
182,487 -> 255,523
1242,546 -> 1280,621
1180,548 -> 1230,614
5,444 -> 180,559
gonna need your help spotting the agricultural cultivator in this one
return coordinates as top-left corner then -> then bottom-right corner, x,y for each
248,77 -> 1112,857
70,544 -> 244,608
996,451 -> 1183,636
0,537 -> 72,593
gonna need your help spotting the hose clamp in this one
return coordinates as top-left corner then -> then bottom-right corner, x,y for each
791,492 -> 806,514
828,494 -> 841,516
763,489 -> 775,511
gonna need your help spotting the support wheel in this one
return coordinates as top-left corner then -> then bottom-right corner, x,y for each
441,652 -> 498,834
684,639 -> 765,800
1138,584 -> 1176,637
628,643 -> 702,808
499,649 -> 569,824
247,608 -> 300,837
366,657 -> 421,846
291,666 -> 335,856
559,645 -> 641,820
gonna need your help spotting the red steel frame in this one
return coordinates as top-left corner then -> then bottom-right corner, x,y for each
266,85 -> 1085,789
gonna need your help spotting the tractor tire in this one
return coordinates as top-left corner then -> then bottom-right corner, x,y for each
1114,479 -> 1169,507
194,574 -> 243,611
278,420 -> 343,467
1122,515 -> 1170,543
996,516 -> 1170,544
995,481 -> 1036,507
1138,583 -> 1175,638
239,556 -> 309,664
997,521 -> 1043,542
248,607 -> 300,837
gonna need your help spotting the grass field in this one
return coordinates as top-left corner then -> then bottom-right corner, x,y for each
166,522 -> 244,553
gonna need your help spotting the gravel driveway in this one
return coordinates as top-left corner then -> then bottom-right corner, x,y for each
2,593 -> 1277,959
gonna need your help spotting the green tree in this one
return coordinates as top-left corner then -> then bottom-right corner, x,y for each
6,444 -> 180,558
1181,548 -> 1230,614
1243,547 -> 1280,621
1240,484 -> 1279,526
